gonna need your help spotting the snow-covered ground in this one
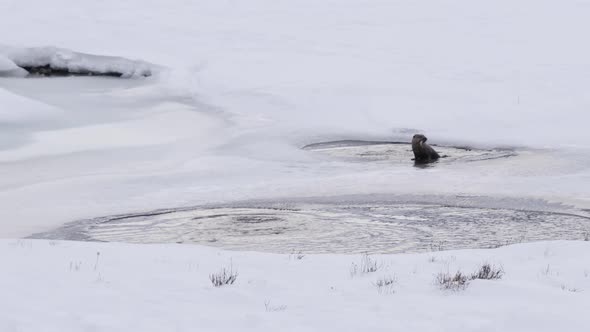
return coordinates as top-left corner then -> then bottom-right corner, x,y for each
1,239 -> 589,332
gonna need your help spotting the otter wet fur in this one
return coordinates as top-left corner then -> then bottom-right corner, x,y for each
412,134 -> 440,164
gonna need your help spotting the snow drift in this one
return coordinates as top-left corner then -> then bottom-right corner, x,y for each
1,239 -> 588,332
0,46 -> 156,78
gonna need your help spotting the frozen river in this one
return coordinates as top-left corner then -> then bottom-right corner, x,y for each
1,71 -> 589,251
1,0 -> 590,250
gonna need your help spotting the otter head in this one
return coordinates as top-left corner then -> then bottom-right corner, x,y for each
412,134 -> 427,146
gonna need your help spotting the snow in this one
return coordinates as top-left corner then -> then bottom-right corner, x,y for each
0,54 -> 27,77
0,103 -> 223,162
1,239 -> 589,331
0,46 -> 156,77
1,1 -> 590,329
0,88 -> 62,125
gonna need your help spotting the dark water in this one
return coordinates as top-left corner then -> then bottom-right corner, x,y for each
29,195 -> 590,254
302,140 -> 516,164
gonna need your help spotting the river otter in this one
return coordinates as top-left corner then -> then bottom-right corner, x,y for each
412,134 -> 440,163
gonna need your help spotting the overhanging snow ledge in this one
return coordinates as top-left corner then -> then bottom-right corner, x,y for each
0,46 -> 158,78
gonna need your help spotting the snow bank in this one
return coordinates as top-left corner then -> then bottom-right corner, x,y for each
0,54 -> 27,77
0,46 -> 156,78
1,239 -> 588,331
0,88 -> 61,124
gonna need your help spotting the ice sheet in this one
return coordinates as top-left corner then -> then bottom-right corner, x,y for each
0,0 -> 590,238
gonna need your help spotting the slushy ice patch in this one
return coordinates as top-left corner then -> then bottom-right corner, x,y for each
303,140 -> 516,164
30,196 -> 590,254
